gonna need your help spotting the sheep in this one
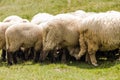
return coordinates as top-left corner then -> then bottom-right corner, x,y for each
106,10 -> 120,13
31,13 -> 54,25
3,15 -> 29,23
36,10 -> 92,62
70,10 -> 87,18
36,15 -> 71,63
70,10 -> 97,19
0,22 -> 16,61
39,14 -> 82,62
0,22 -> 27,62
3,15 -> 23,22
1,15 -> 30,62
76,12 -> 120,66
5,23 -> 43,65
51,11 -> 96,62
21,19 -> 30,23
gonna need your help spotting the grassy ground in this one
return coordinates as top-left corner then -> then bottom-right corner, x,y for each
0,61 -> 120,80
0,0 -> 120,80
0,0 -> 120,20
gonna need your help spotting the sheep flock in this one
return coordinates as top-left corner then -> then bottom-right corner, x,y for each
0,10 -> 120,66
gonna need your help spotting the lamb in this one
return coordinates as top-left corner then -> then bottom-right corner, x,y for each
5,23 -> 43,65
39,14 -> 82,61
31,13 -> 54,25
76,12 -> 120,66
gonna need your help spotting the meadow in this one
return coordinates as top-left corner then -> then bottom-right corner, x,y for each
0,0 -> 120,80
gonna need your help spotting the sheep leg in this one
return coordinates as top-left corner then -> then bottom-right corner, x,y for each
89,53 -> 98,66
117,49 -> 120,61
68,48 -> 79,61
87,41 -> 98,66
33,50 -> 40,63
16,49 -> 26,61
61,49 -> 66,63
28,47 -> 34,60
12,52 -> 17,64
50,50 -> 57,63
85,53 -> 91,64
68,48 -> 75,56
40,50 -> 49,62
24,48 -> 34,60
7,52 -> 13,65
20,50 -> 26,61
1,49 -> 6,62
23,48 -> 29,60
77,34 -> 87,60
118,57 -> 120,61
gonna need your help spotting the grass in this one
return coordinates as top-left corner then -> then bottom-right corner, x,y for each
0,0 -> 120,80
0,61 -> 120,80
0,0 -> 120,20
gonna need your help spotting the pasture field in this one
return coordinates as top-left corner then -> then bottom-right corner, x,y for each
0,61 -> 120,80
0,0 -> 120,80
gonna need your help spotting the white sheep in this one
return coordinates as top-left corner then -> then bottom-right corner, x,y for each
39,14 -> 82,61
48,12 -> 95,62
3,15 -> 29,23
0,22 -> 15,49
70,10 -> 87,18
0,22 -> 16,61
31,13 -> 54,25
5,23 -> 43,65
70,10 -> 97,19
77,12 -> 120,66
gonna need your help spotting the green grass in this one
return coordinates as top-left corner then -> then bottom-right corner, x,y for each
0,0 -> 120,20
0,0 -> 120,80
0,61 -> 120,80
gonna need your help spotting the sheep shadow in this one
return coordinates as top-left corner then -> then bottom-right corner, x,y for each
38,52 -> 120,69
66,60 -> 120,69
0,58 -> 34,67
38,59 -> 120,69
0,62 -> 7,67
0,57 -> 119,69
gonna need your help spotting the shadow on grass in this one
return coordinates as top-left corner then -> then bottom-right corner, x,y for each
0,62 -> 7,67
0,59 -> 120,69
0,59 -> 33,67
38,60 -> 120,69
66,60 -> 120,69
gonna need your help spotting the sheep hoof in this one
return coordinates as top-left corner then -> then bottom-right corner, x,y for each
92,63 -> 98,67
7,62 -> 13,66
33,60 -> 38,63
39,59 -> 43,63
74,55 -> 80,60
117,58 -> 120,61
86,60 -> 91,64
61,60 -> 66,64
2,59 -> 6,62
13,60 -> 17,64
76,56 -> 81,60
0,58 -> 6,62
